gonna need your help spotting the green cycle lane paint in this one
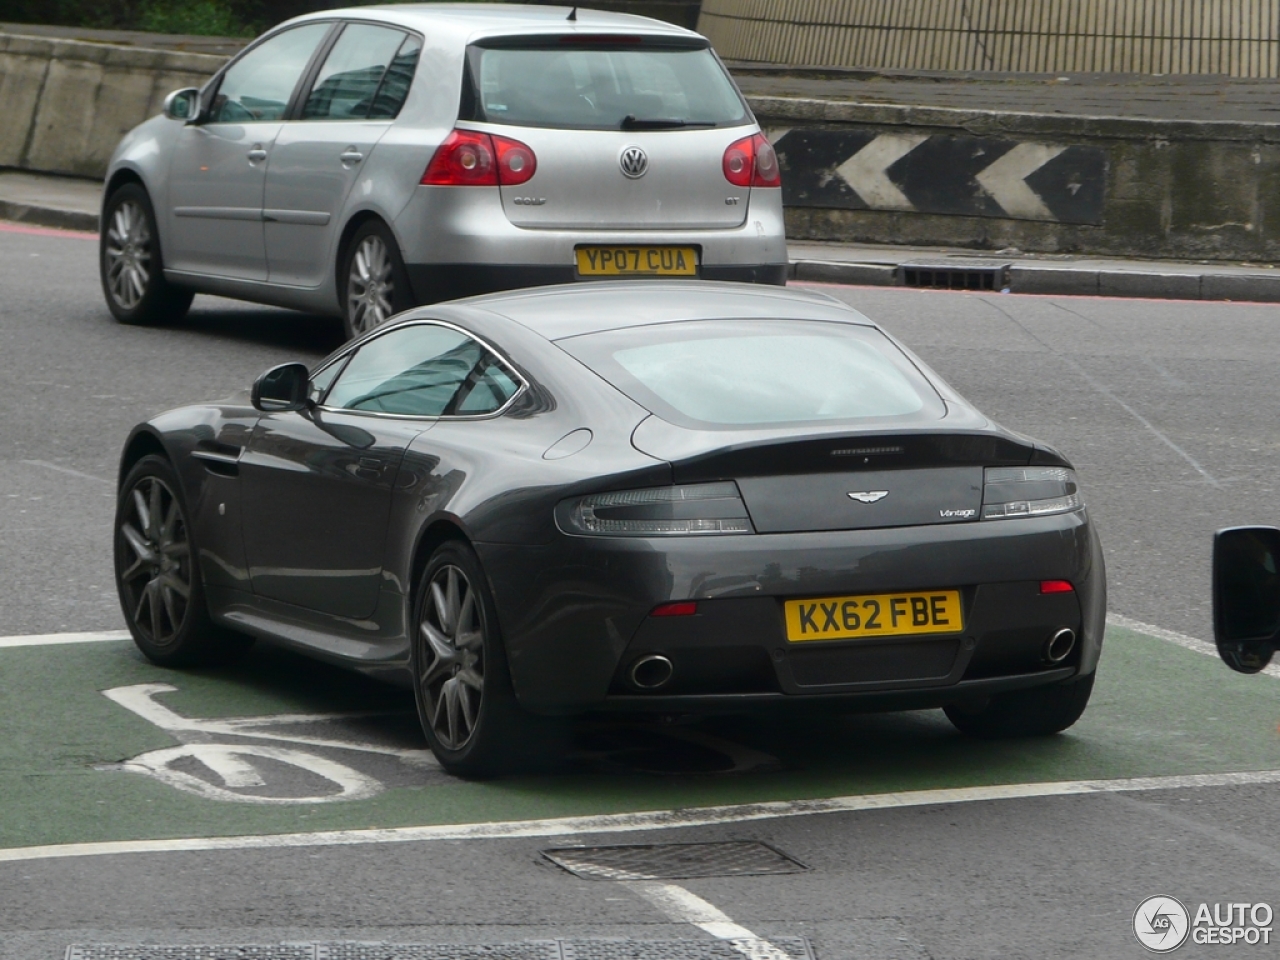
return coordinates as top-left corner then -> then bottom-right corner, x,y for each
0,623 -> 1276,852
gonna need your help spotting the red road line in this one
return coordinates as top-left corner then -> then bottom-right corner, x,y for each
0,221 -> 96,240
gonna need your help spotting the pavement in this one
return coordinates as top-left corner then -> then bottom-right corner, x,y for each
7,168 -> 1280,302
731,65 -> 1280,125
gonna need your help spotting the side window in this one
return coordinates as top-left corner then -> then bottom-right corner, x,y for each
369,35 -> 423,119
301,24 -> 411,121
325,324 -> 517,417
454,359 -> 520,415
308,355 -> 348,404
208,23 -> 331,124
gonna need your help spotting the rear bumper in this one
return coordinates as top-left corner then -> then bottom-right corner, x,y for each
477,510 -> 1106,715
405,262 -> 788,302
392,185 -> 788,302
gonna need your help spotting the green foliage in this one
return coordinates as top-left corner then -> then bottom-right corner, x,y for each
137,0 -> 255,37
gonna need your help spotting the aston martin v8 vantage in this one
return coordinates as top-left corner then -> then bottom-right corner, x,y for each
113,283 -> 1106,775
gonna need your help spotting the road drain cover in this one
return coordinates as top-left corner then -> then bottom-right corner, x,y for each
67,943 -> 813,960
560,939 -> 813,959
541,840 -> 808,881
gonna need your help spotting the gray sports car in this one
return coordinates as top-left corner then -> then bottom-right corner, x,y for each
113,283 -> 1106,776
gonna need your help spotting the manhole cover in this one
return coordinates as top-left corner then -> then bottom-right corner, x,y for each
317,945 -> 559,959
541,840 -> 808,880
560,939 -> 813,959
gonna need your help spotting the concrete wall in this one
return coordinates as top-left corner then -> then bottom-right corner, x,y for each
701,0 -> 1280,77
757,97 -> 1280,261
3,27 -> 1279,261
0,32 -> 222,179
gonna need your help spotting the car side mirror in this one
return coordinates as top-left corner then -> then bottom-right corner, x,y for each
252,362 -> 311,412
1213,526 -> 1280,673
163,88 -> 201,122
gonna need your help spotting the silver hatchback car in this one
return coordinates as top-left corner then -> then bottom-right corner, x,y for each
99,4 -> 788,339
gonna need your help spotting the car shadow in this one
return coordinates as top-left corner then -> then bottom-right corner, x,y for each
161,639 -> 1066,784
177,299 -> 346,356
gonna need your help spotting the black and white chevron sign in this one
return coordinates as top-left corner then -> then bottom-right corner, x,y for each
771,129 -> 1106,224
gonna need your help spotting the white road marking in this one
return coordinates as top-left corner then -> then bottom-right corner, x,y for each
635,883 -> 792,960
20,459 -> 112,485
103,683 -> 436,761
0,630 -> 128,649
836,133 -> 928,211
121,744 -> 383,804
3,768 -> 1279,864
1107,613 -> 1280,680
983,297 -> 1222,488
975,143 -> 1066,220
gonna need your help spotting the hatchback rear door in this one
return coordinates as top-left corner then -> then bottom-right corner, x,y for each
464,37 -> 754,230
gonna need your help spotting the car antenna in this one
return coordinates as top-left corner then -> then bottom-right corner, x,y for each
567,5 -> 577,20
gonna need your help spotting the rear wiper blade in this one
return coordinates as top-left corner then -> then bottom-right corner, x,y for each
620,115 -> 715,130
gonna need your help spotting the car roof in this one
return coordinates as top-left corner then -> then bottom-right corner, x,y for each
284,4 -> 700,44
423,281 -> 878,340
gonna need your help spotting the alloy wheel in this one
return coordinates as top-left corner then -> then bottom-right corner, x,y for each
104,199 -> 153,310
346,234 -> 395,335
418,564 -> 486,751
117,475 -> 192,647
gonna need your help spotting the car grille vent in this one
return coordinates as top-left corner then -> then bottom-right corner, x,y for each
899,261 -> 1009,291
541,840 -> 808,881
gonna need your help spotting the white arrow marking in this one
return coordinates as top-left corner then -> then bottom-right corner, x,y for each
835,133 -> 928,211
976,143 -> 1067,220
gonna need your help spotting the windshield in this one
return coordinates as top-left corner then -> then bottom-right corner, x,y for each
556,319 -> 942,428
463,40 -> 749,130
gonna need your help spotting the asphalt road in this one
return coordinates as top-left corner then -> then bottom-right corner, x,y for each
2,223 -> 1280,960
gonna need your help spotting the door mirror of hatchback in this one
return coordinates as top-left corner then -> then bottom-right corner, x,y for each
162,88 -> 201,122
1213,526 -> 1280,673
252,362 -> 311,412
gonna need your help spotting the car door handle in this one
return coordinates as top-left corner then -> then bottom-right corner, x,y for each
340,148 -> 364,166
247,145 -> 268,163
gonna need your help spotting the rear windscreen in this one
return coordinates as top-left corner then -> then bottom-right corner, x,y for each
463,40 -> 749,130
556,319 -> 943,428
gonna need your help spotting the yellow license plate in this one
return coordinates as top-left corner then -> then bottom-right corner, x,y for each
576,246 -> 698,276
785,590 -> 963,642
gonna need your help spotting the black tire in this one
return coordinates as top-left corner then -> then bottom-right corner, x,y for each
944,672 -> 1095,739
411,540 -> 527,777
339,219 -> 412,341
100,183 -> 194,325
114,455 -> 251,666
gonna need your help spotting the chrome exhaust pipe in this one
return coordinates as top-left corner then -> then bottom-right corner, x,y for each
630,654 -> 674,690
1044,628 -> 1077,664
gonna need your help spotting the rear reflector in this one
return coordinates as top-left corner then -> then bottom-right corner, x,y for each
651,601 -> 698,617
1040,580 -> 1074,594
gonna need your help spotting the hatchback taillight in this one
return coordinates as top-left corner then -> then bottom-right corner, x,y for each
421,130 -> 537,186
723,133 -> 781,188
493,135 -> 537,185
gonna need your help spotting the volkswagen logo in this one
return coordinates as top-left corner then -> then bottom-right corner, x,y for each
619,146 -> 648,179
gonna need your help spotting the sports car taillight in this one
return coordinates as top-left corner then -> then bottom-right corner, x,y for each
421,130 -> 537,186
722,133 -> 780,188
982,467 -> 1082,520
556,481 -> 754,537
